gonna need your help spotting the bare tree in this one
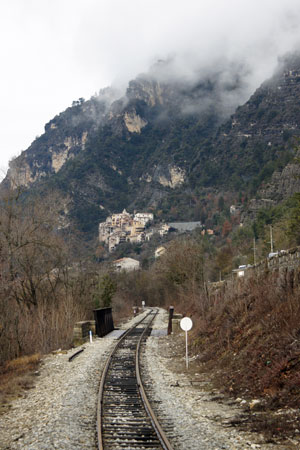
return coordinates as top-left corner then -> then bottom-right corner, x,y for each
0,187 -> 92,363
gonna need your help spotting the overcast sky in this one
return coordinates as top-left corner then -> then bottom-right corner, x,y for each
1,0 -> 300,176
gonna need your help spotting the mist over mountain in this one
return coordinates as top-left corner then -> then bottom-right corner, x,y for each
3,50 -> 300,239
2,0 -> 300,173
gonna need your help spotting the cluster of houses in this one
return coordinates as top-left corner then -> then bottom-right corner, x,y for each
98,209 -> 206,272
98,209 -> 173,253
99,210 -> 154,252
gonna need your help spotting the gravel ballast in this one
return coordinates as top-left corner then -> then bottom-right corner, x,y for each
0,312 -> 147,450
0,308 -> 297,449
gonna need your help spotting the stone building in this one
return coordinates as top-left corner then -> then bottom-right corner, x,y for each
113,257 -> 140,272
99,209 -> 154,252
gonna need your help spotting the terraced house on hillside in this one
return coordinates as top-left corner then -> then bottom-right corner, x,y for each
99,210 -> 154,252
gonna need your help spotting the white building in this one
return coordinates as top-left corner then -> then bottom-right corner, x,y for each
158,223 -> 170,236
113,257 -> 140,272
134,212 -> 154,225
232,264 -> 251,278
111,209 -> 131,227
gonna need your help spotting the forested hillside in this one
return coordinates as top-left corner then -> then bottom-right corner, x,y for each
3,53 -> 300,239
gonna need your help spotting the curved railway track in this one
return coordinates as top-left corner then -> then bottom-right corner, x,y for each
97,309 -> 174,450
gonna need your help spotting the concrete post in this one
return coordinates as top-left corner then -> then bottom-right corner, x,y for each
168,306 -> 174,335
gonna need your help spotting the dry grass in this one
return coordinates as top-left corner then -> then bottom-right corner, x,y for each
2,354 -> 41,373
245,410 -> 300,443
0,353 -> 41,414
187,270 -> 300,403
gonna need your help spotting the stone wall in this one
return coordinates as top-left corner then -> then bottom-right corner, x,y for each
209,246 -> 300,298
73,320 -> 96,345
243,247 -> 300,281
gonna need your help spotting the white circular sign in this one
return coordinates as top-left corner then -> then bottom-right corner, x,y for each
180,317 -> 193,331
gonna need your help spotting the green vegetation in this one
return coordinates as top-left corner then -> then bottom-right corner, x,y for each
93,274 -> 117,308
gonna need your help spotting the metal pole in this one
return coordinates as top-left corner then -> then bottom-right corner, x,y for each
185,330 -> 189,369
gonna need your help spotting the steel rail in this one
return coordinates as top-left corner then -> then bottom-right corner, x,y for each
136,315 -> 174,450
97,309 -> 155,450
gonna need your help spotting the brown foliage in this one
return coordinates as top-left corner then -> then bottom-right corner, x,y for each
0,189 -> 95,366
189,270 -> 300,409
222,219 -> 232,237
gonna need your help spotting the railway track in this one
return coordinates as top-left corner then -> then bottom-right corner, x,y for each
97,309 -> 174,450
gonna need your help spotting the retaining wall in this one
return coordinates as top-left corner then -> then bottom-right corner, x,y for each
73,320 -> 96,344
208,246 -> 300,298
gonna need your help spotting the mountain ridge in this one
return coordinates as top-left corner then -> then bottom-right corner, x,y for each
3,52 -> 300,237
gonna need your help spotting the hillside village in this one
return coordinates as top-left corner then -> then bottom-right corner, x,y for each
99,209 -> 168,252
98,209 -> 204,253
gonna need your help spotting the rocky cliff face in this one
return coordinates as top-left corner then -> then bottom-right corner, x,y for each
193,52 -> 300,189
5,88 -> 119,189
259,161 -> 300,201
4,53 -> 300,237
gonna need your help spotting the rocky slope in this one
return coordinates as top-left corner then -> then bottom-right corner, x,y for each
3,52 -> 300,236
7,88 -> 120,188
193,52 -> 300,192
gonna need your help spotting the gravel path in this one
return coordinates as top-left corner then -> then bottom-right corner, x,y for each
0,308 -> 297,449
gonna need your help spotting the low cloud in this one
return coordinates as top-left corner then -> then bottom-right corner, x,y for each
74,0 -> 300,119
76,0 -> 300,90
1,0 -> 300,169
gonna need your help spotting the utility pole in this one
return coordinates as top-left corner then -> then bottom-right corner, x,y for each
253,238 -> 257,265
270,225 -> 274,253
